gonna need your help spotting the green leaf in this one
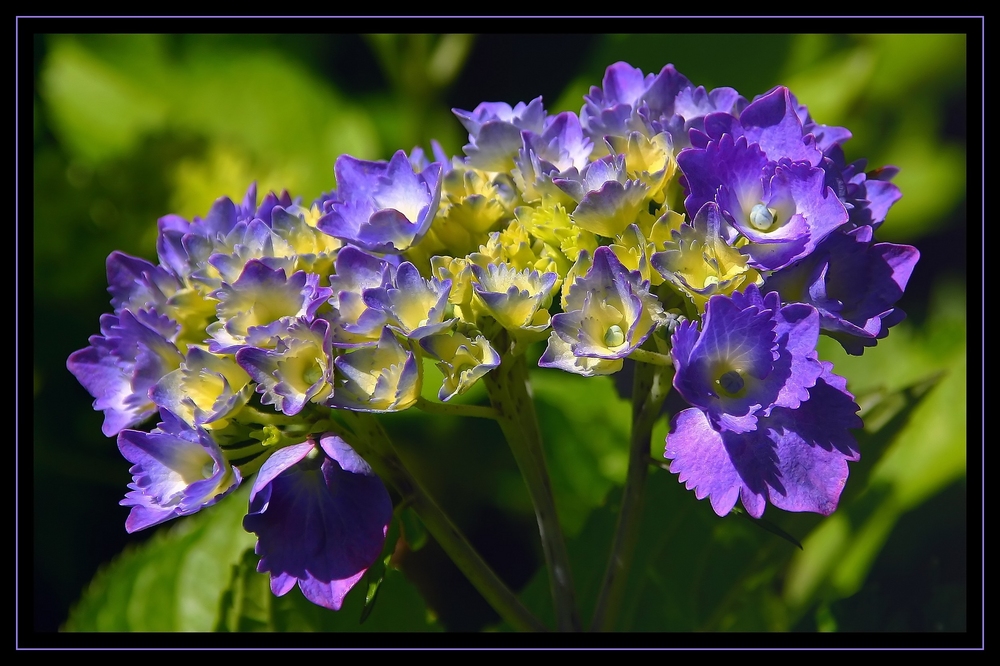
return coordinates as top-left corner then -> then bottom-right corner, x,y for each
64,483 -> 256,631
270,568 -> 440,632
529,368 -> 632,536
359,555 -> 389,626
39,35 -> 382,204
215,548 -> 275,632
509,468 -> 793,631
65,480 -> 439,632
400,506 -> 429,552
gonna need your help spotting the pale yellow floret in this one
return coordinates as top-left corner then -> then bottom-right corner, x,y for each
167,287 -> 220,351
606,132 -> 678,203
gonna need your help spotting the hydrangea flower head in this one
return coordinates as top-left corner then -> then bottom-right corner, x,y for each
243,434 -> 393,611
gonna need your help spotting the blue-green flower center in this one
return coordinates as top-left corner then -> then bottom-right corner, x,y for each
749,203 -> 775,232
717,369 -> 745,396
302,362 -> 324,387
604,324 -> 626,348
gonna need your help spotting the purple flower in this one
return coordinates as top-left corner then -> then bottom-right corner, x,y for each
671,284 -> 823,434
540,246 -> 663,375
678,134 -> 848,271
236,318 -> 335,416
362,261 -> 456,341
763,225 -> 919,355
665,363 -> 861,518
317,150 -> 443,254
581,62 -> 745,155
822,146 -> 902,230
207,260 -> 332,353
157,183 -> 293,286
665,285 -> 861,517
553,154 -> 650,238
328,327 -> 421,413
67,308 -> 184,436
117,411 -> 241,532
326,246 -> 396,348
243,434 -> 393,611
692,86 -> 824,166
453,97 -> 547,171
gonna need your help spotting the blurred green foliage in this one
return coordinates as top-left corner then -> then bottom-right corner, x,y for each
32,31 -> 971,638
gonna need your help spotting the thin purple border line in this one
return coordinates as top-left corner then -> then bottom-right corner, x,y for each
16,19 -> 984,649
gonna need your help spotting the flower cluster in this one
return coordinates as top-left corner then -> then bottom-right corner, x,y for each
68,60 -> 918,612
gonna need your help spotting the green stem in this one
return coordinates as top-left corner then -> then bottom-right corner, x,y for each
483,353 -> 581,632
589,359 -> 672,631
628,347 -> 674,367
415,396 -> 500,420
330,409 -> 547,632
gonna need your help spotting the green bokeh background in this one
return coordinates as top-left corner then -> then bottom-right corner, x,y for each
29,29 -> 974,637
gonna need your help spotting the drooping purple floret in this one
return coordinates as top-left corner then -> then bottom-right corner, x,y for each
67,308 -> 184,436
763,224 -> 919,355
118,410 -> 241,532
243,434 -> 393,611
317,150 -> 443,254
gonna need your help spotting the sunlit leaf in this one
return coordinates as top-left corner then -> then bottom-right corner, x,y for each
529,368 -> 632,535
64,483 -> 256,631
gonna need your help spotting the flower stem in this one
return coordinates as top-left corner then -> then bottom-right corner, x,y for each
482,352 -> 581,632
589,358 -> 672,631
415,396 -> 500,420
330,409 -> 548,632
628,347 -> 674,367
